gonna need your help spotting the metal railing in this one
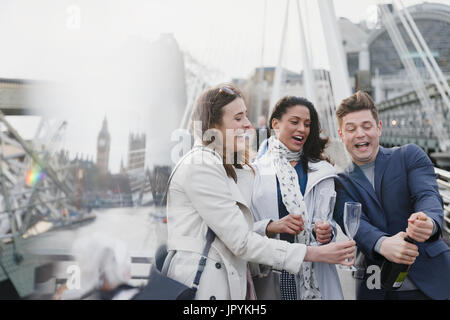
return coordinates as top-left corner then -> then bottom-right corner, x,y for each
29,252 -> 154,293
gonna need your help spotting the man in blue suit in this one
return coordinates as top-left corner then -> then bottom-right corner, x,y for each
333,90 -> 450,300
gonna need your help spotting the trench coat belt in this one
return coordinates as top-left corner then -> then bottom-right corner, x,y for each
167,235 -> 222,261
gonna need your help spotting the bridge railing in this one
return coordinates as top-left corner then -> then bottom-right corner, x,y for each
435,167 -> 450,238
30,252 -> 154,298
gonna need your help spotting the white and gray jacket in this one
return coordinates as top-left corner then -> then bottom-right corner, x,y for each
251,153 -> 344,300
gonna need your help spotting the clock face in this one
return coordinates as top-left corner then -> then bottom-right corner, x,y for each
98,139 -> 105,147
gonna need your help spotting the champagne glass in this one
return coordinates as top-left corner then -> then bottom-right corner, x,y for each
338,202 -> 361,271
312,190 -> 335,245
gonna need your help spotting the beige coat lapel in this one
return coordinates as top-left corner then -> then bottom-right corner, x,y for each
226,176 -> 248,208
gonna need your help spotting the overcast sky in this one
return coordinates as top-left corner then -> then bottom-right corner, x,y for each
0,0 -> 448,172
1,0 -> 448,79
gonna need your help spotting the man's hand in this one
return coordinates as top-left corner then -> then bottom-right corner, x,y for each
266,214 -> 304,237
406,212 -> 434,242
379,232 -> 419,265
314,221 -> 333,244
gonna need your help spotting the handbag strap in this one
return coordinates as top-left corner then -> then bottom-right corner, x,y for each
191,227 -> 215,293
163,145 -> 217,293
162,145 -> 219,206
159,147 -> 196,207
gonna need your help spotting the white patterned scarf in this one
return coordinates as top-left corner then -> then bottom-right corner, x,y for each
267,135 -> 322,300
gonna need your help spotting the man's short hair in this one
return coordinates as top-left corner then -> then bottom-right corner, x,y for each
336,90 -> 379,128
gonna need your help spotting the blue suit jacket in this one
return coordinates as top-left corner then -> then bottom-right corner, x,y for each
334,144 -> 450,300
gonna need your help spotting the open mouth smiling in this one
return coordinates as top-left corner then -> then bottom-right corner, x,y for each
355,142 -> 370,149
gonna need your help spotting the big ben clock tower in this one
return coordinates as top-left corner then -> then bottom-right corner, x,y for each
96,116 -> 111,176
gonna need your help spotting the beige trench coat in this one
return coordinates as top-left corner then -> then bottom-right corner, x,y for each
166,147 -> 307,300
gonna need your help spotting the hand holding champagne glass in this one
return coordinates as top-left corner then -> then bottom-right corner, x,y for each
313,190 -> 335,245
338,202 -> 361,271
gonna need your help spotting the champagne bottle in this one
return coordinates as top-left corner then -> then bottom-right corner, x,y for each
380,236 -> 414,290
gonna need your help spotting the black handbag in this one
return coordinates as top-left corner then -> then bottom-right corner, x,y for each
132,265 -> 196,300
133,227 -> 215,300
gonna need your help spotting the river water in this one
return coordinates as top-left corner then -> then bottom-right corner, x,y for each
30,206 -> 166,256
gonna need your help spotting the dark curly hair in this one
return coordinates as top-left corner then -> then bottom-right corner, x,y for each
269,96 -> 330,172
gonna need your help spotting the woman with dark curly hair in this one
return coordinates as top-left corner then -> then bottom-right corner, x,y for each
251,96 -> 344,300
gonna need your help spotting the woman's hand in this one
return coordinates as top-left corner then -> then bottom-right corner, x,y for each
304,240 -> 356,265
313,221 -> 333,244
266,214 -> 304,238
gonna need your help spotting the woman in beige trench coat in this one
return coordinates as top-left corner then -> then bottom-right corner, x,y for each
165,83 -> 355,300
